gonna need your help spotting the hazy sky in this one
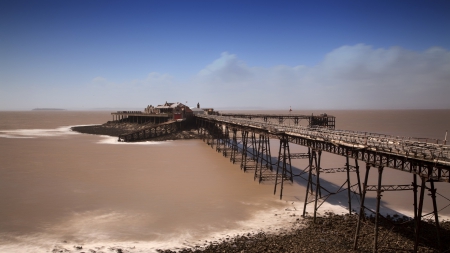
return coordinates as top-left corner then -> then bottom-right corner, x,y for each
1,0 -> 449,110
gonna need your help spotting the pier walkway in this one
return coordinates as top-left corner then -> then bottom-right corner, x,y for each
221,113 -> 336,129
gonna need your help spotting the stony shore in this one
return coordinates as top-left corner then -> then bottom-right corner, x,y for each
71,121 -> 202,140
157,213 -> 449,253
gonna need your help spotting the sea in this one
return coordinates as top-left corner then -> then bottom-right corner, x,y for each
0,110 -> 449,252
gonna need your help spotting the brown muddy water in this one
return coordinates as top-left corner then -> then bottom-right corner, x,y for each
0,110 -> 449,252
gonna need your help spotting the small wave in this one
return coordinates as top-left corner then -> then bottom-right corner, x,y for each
0,126 -> 80,139
0,125 -> 174,147
1,200 -> 434,253
97,135 -> 171,145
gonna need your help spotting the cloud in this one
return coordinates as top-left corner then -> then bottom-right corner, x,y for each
194,45 -> 450,109
318,44 -> 450,83
197,52 -> 253,85
4,45 -> 446,110
133,72 -> 175,87
92,73 -> 175,88
92,76 -> 107,84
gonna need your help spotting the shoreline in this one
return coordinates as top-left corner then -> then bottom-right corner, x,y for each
44,213 -> 450,253
156,213 -> 449,253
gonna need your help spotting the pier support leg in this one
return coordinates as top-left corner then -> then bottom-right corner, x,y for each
287,141 -> 293,183
354,164 -> 371,250
250,132 -> 258,161
346,153 -> 352,214
255,135 -> 272,183
259,135 -> 267,181
274,138 -> 282,196
313,150 -> 322,223
413,173 -> 418,239
429,180 -> 441,252
230,129 -> 238,164
240,131 -> 249,171
279,138 -> 287,199
302,148 -> 314,217
373,166 -> 384,253
223,126 -> 230,157
273,135 -> 292,200
355,159 -> 362,202
254,134 -> 263,181
208,123 -> 215,148
414,176 -> 426,252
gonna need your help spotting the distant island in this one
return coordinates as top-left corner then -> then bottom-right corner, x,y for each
32,108 -> 66,111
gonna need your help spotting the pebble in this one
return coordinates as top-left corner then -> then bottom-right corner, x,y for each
157,213 -> 450,253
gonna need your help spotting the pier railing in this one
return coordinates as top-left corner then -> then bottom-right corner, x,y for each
221,112 -> 336,129
199,115 -> 450,167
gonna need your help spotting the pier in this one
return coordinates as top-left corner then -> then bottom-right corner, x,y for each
195,114 -> 449,252
117,110 -> 449,252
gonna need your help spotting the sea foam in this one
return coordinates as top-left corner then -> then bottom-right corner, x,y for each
96,135 -> 169,145
0,125 -> 166,146
0,126 -> 80,139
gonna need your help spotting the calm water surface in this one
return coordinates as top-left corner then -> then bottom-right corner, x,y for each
0,110 -> 449,252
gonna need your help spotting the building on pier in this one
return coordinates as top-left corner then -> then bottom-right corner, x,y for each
155,101 -> 193,119
111,101 -> 195,123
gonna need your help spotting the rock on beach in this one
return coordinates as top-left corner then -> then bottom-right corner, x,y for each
71,121 -> 202,141
157,213 -> 449,253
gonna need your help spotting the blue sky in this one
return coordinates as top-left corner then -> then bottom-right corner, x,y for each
1,0 -> 449,110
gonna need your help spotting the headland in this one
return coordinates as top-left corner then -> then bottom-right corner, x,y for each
71,101 -> 210,140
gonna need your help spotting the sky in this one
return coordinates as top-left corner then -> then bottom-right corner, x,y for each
1,0 -> 449,110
